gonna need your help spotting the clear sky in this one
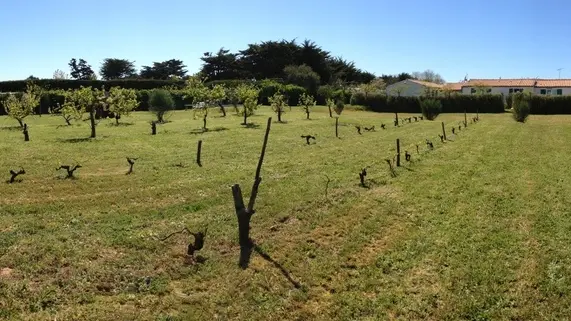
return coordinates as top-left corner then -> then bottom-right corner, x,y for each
1,0 -> 570,82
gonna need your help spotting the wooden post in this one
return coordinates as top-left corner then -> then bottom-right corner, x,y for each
396,139 -> 401,167
441,122 -> 447,141
196,140 -> 202,167
23,124 -> 29,142
151,122 -> 156,135
232,117 -> 272,268
335,117 -> 339,138
464,108 -> 468,127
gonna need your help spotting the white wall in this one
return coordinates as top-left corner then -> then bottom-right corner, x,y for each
461,86 -> 534,95
386,80 -> 428,97
533,88 -> 571,95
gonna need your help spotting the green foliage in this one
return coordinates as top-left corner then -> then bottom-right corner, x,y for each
107,87 -> 138,123
258,80 -> 283,105
2,82 -> 41,126
183,76 -> 210,104
298,93 -> 316,118
69,58 -> 95,80
334,100 -> 345,115
269,92 -> 288,121
0,79 -> 186,92
283,84 -> 306,106
528,95 -> 571,114
317,85 -> 335,104
512,93 -> 531,122
148,89 -> 175,122
420,98 -> 442,120
100,58 -> 137,80
140,59 -> 187,80
236,84 -> 259,117
283,64 -> 320,94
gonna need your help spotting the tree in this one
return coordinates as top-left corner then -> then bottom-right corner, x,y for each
284,64 -> 321,94
56,90 -> 85,125
269,92 -> 288,122
53,69 -> 69,79
149,89 -> 174,123
209,84 -> 227,116
298,93 -> 316,120
140,59 -> 187,79
100,58 -> 136,80
63,86 -> 106,137
3,82 -> 40,127
200,48 -> 245,80
236,84 -> 259,125
357,78 -> 386,99
412,69 -> 445,84
68,58 -> 95,80
107,87 -> 138,124
326,98 -> 335,118
226,87 -> 241,114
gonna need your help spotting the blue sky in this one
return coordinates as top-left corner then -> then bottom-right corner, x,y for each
1,0 -> 570,82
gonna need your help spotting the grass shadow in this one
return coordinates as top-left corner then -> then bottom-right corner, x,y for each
190,127 -> 229,135
57,137 -> 92,143
242,123 -> 260,129
0,126 -> 22,131
239,242 -> 301,289
107,122 -> 135,127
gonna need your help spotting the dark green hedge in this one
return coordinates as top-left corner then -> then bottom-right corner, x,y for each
529,96 -> 571,114
351,92 -> 505,113
0,79 -> 185,92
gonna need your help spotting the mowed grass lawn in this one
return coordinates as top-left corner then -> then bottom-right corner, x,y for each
1,106 -> 571,320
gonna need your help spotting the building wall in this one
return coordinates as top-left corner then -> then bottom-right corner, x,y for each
462,86 -> 571,95
386,80 -> 428,97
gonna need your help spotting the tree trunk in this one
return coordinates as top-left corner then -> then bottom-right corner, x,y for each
243,110 -> 247,125
335,117 -> 339,138
65,118 -> 71,126
306,111 -> 310,120
115,115 -> 120,125
277,110 -> 282,122
203,115 -> 207,130
17,119 -> 23,128
328,106 -> 332,118
219,103 -> 226,117
90,110 -> 96,138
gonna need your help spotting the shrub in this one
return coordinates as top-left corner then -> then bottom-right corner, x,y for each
512,92 -> 531,122
420,98 -> 442,120
283,84 -> 306,106
0,79 -> 185,92
258,80 -> 283,105
334,100 -> 345,115
316,85 -> 335,105
148,89 -> 174,123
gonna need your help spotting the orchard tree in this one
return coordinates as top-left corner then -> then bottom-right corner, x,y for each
326,98 -> 335,118
298,93 -> 316,119
3,82 -> 41,127
184,76 -> 210,129
269,92 -> 288,122
107,87 -> 138,125
63,86 -> 107,138
227,86 -> 241,114
236,84 -> 259,125
149,89 -> 174,123
209,84 -> 227,116
56,91 -> 85,125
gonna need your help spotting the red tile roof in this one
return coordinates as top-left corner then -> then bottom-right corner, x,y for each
407,79 -> 444,88
535,79 -> 571,88
442,83 -> 463,91
464,79 -> 537,87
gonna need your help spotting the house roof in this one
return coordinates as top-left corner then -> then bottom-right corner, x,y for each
535,79 -> 571,88
407,79 -> 444,88
442,83 -> 463,91
464,79 -> 537,87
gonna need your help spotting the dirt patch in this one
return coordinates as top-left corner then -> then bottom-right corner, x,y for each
0,267 -> 14,277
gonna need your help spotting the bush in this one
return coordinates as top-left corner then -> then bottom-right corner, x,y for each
149,89 -> 174,122
258,80 -> 283,105
283,84 -> 306,106
529,95 -> 571,114
334,100 -> 345,115
316,85 -> 335,105
512,92 -> 531,122
0,79 -> 185,92
420,98 -> 442,120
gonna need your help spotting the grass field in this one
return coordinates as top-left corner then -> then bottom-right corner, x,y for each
2,106 -> 571,320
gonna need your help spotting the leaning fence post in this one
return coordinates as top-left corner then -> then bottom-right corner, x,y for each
196,140 -> 203,167
441,122 -> 447,141
396,138 -> 401,167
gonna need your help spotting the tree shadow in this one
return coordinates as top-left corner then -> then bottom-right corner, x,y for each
242,123 -> 260,129
189,127 -> 229,135
57,137 -> 92,143
0,126 -> 22,131
106,122 -> 135,127
239,242 -> 301,289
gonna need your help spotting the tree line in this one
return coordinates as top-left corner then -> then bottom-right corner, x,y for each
23,39 -> 444,88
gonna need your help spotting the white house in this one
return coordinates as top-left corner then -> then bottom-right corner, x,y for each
461,79 -> 571,96
385,79 -> 443,97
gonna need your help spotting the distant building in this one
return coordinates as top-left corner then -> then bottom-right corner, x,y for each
385,79 -> 445,97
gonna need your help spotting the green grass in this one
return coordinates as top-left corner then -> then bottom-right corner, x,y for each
1,106 -> 571,320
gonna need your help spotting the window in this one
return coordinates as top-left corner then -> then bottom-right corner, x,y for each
509,88 -> 513,93
471,88 -> 476,94
547,89 -> 552,95
540,89 -> 546,95
487,88 -> 492,93
557,89 -> 563,95
512,88 -> 523,93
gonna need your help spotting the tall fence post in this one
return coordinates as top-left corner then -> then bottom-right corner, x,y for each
441,122 -> 447,141
196,140 -> 203,167
396,138 -> 401,167
464,108 -> 468,127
